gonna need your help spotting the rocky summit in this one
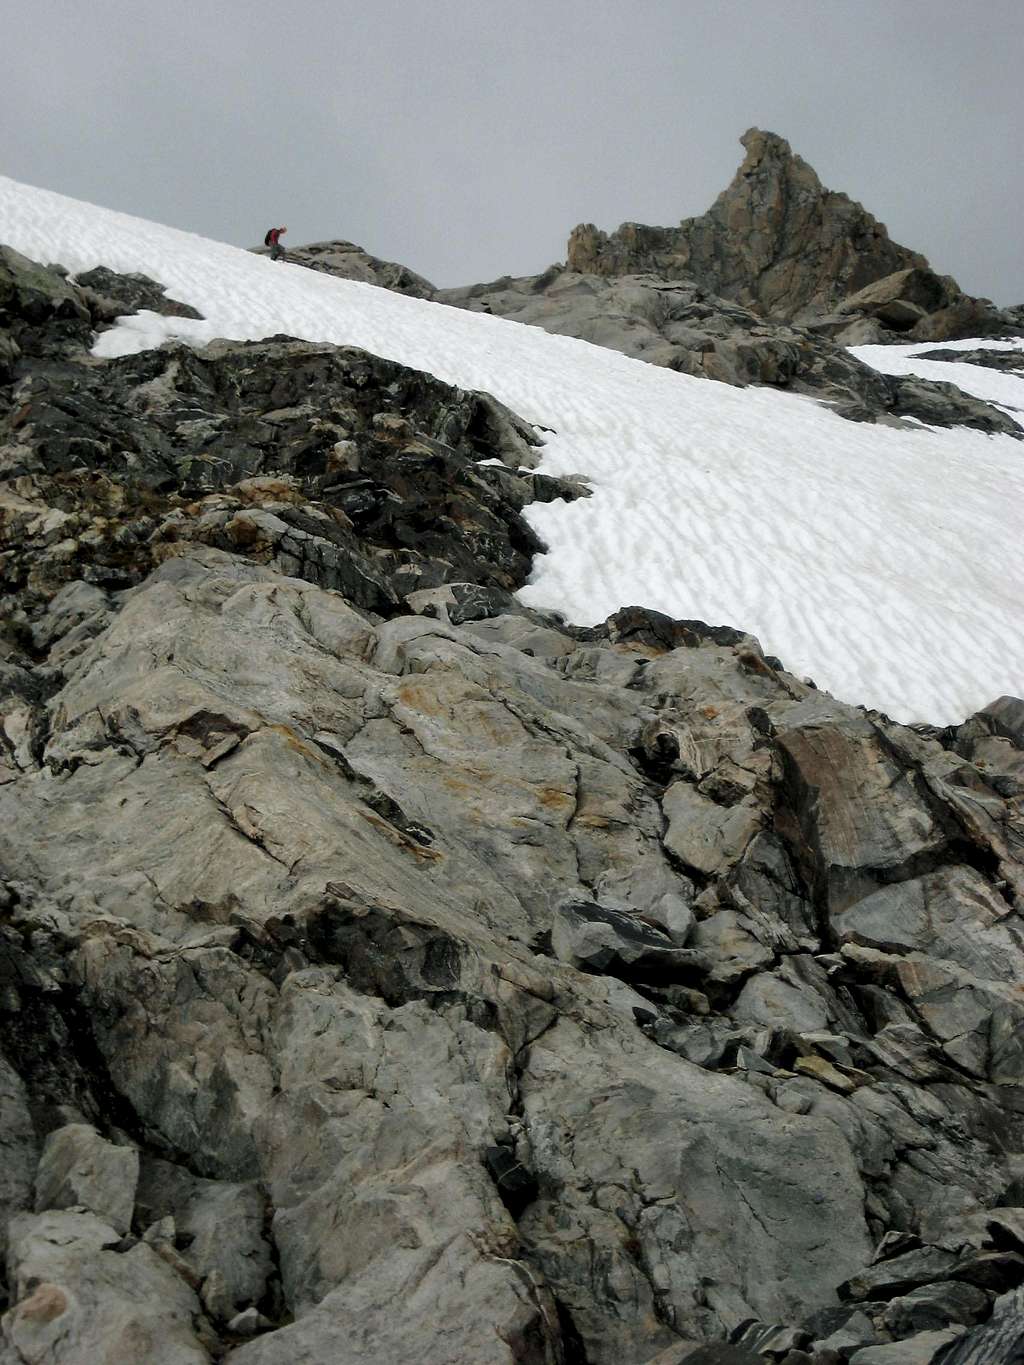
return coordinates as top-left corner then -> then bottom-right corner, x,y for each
564,129 -> 1014,341
1,205 -> 1024,1365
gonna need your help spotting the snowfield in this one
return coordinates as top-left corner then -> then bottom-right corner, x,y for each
1,173 -> 1022,725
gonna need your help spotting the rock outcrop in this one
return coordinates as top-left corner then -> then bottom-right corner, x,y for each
3,251 -> 1024,1364
253,237 -> 436,298
566,128 -> 927,319
565,128 -> 1014,343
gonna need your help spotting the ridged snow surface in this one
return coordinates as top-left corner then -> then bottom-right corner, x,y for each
2,173 -> 1022,724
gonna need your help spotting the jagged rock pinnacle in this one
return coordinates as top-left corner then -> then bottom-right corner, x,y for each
567,128 -> 933,319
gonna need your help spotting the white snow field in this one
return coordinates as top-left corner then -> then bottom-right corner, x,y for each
1,173 -> 1022,725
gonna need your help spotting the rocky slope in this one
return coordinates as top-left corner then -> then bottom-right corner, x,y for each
436,268 -> 1018,434
2,248 -> 1024,1365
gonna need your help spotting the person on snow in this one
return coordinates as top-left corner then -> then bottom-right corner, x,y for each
264,226 -> 287,261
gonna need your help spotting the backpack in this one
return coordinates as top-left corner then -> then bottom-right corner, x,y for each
264,229 -> 275,246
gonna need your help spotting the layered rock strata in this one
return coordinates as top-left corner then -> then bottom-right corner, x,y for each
2,250 -> 1024,1364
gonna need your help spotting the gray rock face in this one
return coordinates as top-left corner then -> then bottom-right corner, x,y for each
33,1123 -> 139,1234
2,253 -> 1024,1363
3,1210 -> 210,1364
0,1058 -> 36,1263
566,129 -> 926,319
135,1157 -> 272,1323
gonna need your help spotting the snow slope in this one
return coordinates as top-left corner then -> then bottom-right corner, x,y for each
2,173 -> 1022,725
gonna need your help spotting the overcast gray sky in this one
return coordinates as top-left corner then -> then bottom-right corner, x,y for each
4,1 -> 1023,301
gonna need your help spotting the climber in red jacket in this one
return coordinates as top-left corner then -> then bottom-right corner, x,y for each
264,226 -> 287,262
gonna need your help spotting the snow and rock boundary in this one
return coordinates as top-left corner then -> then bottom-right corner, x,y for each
1,174 -> 1023,723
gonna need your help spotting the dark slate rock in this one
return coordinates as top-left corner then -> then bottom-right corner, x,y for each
838,1247 -> 960,1302
731,1318 -> 812,1355
873,1231 -> 925,1263
551,900 -> 709,983
0,289 -> 562,615
952,1251 -> 1024,1294
880,1280 -> 990,1337
914,348 -> 1024,373
74,266 -> 204,321
0,242 -> 92,364
890,376 -> 1020,438
936,1286 -> 1024,1364
602,605 -> 751,652
483,1144 -> 538,1219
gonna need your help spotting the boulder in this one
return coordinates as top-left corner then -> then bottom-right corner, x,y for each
33,1123 -> 139,1235
848,1328 -> 965,1363
662,782 -> 762,877
889,376 -> 1021,436
839,268 -> 958,330
0,243 -> 92,362
551,900 -> 707,982
689,910 -> 775,984
937,1285 -> 1024,1363
838,1246 -> 959,1301
774,709 -> 946,911
3,1209 -> 209,1365
731,970 -> 831,1034
0,245 -> 89,326
879,1280 -> 990,1336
